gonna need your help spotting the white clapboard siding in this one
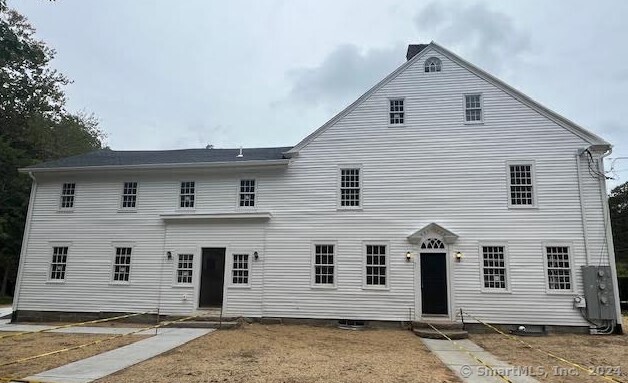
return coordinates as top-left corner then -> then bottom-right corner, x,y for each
15,46 -> 611,326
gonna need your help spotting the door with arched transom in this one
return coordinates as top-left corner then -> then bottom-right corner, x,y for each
420,238 -> 448,315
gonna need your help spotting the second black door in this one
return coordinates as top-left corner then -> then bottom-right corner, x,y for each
420,253 -> 448,315
198,248 -> 226,308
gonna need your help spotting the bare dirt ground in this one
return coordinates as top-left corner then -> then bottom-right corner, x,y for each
0,331 -> 149,380
98,323 -> 460,383
470,316 -> 628,383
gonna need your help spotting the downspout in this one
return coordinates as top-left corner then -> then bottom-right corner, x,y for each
575,150 -> 591,265
596,148 -> 623,329
12,172 -> 38,321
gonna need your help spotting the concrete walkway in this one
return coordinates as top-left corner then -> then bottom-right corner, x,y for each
421,338 -> 540,383
24,328 -> 213,383
0,321 -> 158,335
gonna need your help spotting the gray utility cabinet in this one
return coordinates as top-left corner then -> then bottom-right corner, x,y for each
581,266 -> 617,321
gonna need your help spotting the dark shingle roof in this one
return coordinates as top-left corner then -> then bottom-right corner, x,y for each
26,146 -> 293,170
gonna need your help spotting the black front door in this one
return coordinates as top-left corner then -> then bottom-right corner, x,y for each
420,253 -> 448,315
199,248 -> 226,308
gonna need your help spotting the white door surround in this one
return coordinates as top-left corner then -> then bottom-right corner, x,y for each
407,223 -> 458,321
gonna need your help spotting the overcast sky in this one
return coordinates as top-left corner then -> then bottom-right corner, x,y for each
10,0 -> 628,188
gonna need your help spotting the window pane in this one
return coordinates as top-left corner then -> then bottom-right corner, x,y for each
482,246 -> 506,289
314,244 -> 335,285
509,165 -> 534,205
546,247 -> 571,290
340,168 -> 361,207
180,181 -> 195,208
389,99 -> 404,125
365,245 -> 386,286
239,179 -> 256,207
232,254 -> 249,284
113,247 -> 132,282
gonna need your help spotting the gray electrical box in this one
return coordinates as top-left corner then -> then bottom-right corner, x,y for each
581,266 -> 617,320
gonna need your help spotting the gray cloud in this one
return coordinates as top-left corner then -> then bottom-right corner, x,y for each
283,44 -> 404,109
415,2 -> 531,74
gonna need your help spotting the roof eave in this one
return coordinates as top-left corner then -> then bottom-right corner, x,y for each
19,158 -> 291,174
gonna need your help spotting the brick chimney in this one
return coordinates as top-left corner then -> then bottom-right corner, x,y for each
406,44 -> 428,61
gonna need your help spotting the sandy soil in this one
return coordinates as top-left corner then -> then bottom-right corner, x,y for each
470,317 -> 628,383
0,331 -> 149,380
98,323 -> 460,383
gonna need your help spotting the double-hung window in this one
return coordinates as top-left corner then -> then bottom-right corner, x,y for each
176,254 -> 194,284
464,94 -> 482,122
121,182 -> 138,209
60,183 -> 76,209
313,244 -> 335,286
179,181 -> 195,208
232,254 -> 249,285
50,246 -> 68,281
365,244 -> 387,287
481,246 -> 507,290
545,246 -> 572,291
389,99 -> 404,125
239,179 -> 255,207
113,247 -> 132,282
339,168 -> 361,208
508,164 -> 535,207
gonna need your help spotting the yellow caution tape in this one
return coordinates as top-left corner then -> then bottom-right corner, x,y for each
462,310 -> 626,383
425,323 -> 513,383
0,378 -> 53,383
0,313 -> 203,374
0,311 -> 153,340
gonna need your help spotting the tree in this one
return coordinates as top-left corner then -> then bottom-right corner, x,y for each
609,181 -> 628,277
0,0 -> 105,297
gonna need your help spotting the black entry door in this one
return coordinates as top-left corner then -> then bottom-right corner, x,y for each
420,253 -> 448,315
199,248 -> 226,308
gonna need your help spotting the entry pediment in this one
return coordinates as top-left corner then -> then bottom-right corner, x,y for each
407,223 -> 458,244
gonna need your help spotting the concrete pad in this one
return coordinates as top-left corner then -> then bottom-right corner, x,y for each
26,328 -> 212,383
0,306 -> 12,318
0,323 -> 155,335
421,338 -> 540,383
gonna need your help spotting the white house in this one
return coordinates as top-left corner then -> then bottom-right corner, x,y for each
13,42 -> 623,332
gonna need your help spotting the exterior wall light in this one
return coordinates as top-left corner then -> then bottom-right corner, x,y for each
254,251 -> 259,260
166,251 -> 172,260
405,252 -> 412,262
455,251 -> 463,262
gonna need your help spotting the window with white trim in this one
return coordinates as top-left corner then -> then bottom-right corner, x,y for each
176,254 -> 193,284
424,57 -> 442,72
509,164 -> 534,206
464,94 -> 482,122
313,244 -> 335,285
239,179 -> 255,207
179,181 -> 195,208
60,183 -> 76,209
546,246 -> 572,290
121,182 -> 138,209
365,244 -> 387,286
232,254 -> 249,284
482,246 -> 507,289
389,99 -> 404,125
50,246 -> 68,280
340,168 -> 360,208
113,247 -> 132,282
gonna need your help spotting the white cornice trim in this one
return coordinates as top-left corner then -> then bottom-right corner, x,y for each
19,159 -> 290,173
160,211 -> 272,220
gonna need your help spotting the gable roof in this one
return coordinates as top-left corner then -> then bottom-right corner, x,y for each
22,146 -> 292,172
407,222 -> 459,245
285,42 -> 610,156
